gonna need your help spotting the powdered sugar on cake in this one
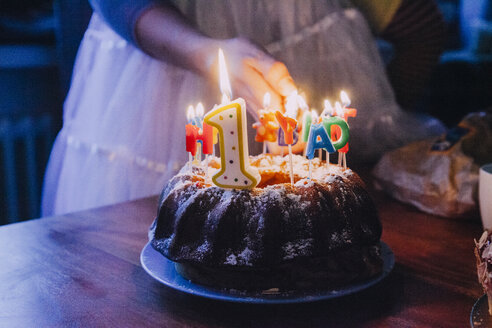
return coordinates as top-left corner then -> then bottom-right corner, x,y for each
154,153 -> 378,267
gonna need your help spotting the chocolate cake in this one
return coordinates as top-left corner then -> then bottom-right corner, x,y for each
149,154 -> 383,291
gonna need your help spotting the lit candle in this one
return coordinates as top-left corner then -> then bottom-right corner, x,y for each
334,92 -> 356,168
185,105 -> 196,168
322,116 -> 349,151
186,107 -> 214,157
333,102 -> 344,167
186,123 -> 199,157
203,49 -> 260,189
187,105 -> 195,124
340,90 -> 350,108
285,91 -> 299,118
275,110 -> 298,185
252,92 -> 279,154
339,91 -> 357,121
301,110 -> 312,143
195,102 -> 205,128
322,99 -> 333,117
275,111 -> 297,145
278,127 -> 299,146
278,91 -> 300,147
297,93 -> 309,113
305,122 -> 335,160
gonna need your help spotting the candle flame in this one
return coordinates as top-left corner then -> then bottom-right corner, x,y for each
195,102 -> 204,118
263,92 -> 271,109
218,49 -> 232,103
311,109 -> 319,123
285,90 -> 299,118
297,94 -> 309,112
340,90 -> 350,107
186,105 -> 195,122
335,101 -> 343,117
322,99 -> 333,116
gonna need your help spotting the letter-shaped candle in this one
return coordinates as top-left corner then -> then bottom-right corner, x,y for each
301,111 -> 312,142
185,122 -> 214,156
332,98 -> 355,154
186,124 -> 199,156
275,111 -> 297,145
305,123 -> 335,160
252,92 -> 279,143
322,116 -> 350,150
204,99 -> 260,189
278,128 -> 299,146
253,110 -> 279,142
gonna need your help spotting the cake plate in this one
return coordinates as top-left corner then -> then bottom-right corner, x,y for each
140,241 -> 395,304
471,294 -> 492,327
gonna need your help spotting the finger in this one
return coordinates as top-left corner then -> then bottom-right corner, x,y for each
244,56 -> 297,98
265,62 -> 297,97
232,81 -> 261,119
242,64 -> 283,111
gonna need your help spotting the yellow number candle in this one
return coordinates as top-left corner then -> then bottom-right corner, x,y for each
203,49 -> 260,189
204,99 -> 260,189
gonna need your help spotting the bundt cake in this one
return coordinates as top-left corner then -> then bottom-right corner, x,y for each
149,154 -> 383,291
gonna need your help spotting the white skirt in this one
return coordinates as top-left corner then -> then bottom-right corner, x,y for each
42,0 -> 443,215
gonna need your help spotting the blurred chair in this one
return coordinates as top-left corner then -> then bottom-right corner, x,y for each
0,115 -> 54,223
0,0 -> 88,224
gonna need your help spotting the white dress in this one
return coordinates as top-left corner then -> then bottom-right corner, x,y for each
42,0 -> 443,215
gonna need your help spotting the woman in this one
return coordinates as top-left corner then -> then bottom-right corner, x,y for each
42,0 -> 446,215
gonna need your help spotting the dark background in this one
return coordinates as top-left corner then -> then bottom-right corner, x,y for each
0,0 -> 491,225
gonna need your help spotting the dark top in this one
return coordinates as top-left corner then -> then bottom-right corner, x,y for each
89,0 -> 165,44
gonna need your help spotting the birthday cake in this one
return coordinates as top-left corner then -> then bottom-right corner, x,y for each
149,154 -> 383,291
148,49 -> 382,291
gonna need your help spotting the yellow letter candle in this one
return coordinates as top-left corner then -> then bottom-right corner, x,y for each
204,98 -> 260,189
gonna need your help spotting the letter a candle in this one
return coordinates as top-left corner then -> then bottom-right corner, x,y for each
203,49 -> 260,189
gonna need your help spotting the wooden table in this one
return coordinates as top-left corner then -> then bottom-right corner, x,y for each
0,187 -> 485,327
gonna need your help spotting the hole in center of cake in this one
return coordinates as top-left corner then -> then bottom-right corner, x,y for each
256,170 -> 298,188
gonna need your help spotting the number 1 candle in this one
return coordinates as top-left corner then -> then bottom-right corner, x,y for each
204,49 -> 260,189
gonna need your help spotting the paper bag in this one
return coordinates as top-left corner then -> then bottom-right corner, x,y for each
372,111 -> 492,218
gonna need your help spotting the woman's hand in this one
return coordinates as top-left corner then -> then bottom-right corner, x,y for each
206,38 -> 304,155
135,6 -> 300,154
136,7 -> 296,116
206,37 -> 297,118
